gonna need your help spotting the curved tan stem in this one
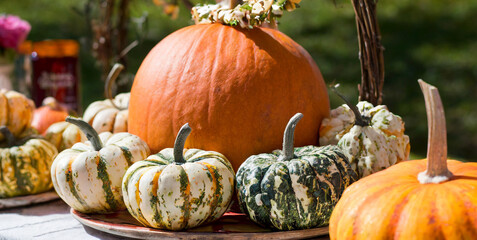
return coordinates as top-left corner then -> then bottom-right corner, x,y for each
104,63 -> 126,110
417,79 -> 452,184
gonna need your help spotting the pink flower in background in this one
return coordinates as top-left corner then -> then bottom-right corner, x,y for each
0,15 -> 31,50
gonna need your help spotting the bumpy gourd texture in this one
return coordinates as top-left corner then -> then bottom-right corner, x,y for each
51,132 -> 149,213
83,92 -> 129,134
319,101 -> 410,178
0,90 -> 35,141
122,149 -> 235,231
45,121 -> 86,152
236,145 -> 357,230
329,160 -> 477,240
0,138 -> 58,198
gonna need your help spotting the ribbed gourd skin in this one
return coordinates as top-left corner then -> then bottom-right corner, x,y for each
83,92 -> 130,134
51,132 -> 150,213
0,89 -> 35,141
129,23 -> 330,172
122,148 -> 235,231
236,145 -> 357,230
45,121 -> 86,152
330,159 -> 477,240
0,138 -> 58,198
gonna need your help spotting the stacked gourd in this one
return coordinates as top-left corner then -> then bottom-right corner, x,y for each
0,89 -> 58,198
48,0 -> 413,234
44,0 -> 347,232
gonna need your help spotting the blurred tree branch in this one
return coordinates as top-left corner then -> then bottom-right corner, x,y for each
352,0 -> 385,105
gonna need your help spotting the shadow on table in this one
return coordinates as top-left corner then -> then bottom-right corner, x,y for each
0,200 -> 69,216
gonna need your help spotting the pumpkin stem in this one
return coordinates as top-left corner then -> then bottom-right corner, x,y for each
331,84 -> 370,127
0,126 -> 16,147
278,113 -> 303,162
104,63 -> 126,111
417,79 -> 452,184
66,116 -> 103,151
174,123 -> 192,164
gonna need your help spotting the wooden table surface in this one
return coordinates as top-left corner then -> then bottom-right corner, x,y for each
0,199 -> 330,240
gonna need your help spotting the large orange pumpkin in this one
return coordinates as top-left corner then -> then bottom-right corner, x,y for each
129,23 -> 330,170
329,80 -> 477,240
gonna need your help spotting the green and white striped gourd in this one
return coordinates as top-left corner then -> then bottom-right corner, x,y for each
122,123 -> 235,231
319,87 -> 410,178
236,113 -> 357,230
0,127 -> 58,198
51,117 -> 150,213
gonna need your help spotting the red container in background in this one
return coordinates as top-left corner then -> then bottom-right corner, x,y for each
31,40 -> 80,112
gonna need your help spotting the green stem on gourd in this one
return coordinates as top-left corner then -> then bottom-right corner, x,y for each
278,113 -> 303,161
331,84 -> 370,127
417,79 -> 452,184
104,63 -> 126,111
174,123 -> 192,164
0,126 -> 16,147
66,116 -> 103,151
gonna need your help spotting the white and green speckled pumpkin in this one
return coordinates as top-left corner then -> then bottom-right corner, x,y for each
319,87 -> 410,178
45,121 -> 86,152
236,113 -> 357,231
83,64 -> 129,134
0,127 -> 58,198
51,117 -> 150,213
122,123 -> 235,231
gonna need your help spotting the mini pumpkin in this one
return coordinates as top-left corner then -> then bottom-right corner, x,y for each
236,113 -> 357,231
45,121 -> 86,152
31,97 -> 69,135
0,89 -> 35,141
0,126 -> 58,198
329,80 -> 477,240
83,64 -> 129,134
51,117 -> 150,213
122,123 -> 235,231
319,86 -> 410,178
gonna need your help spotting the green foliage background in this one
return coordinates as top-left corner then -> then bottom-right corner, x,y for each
2,0 -> 476,160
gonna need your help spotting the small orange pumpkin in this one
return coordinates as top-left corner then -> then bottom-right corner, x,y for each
31,97 -> 69,135
329,80 -> 477,240
129,23 -> 330,171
